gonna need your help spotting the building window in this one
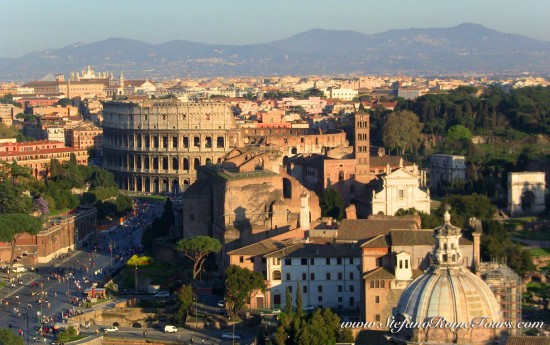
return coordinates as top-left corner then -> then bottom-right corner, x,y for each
349,272 -> 354,280
326,258 -> 330,265
398,189 -> 404,199
318,296 -> 323,302
310,273 -> 315,281
350,285 -> 354,292
375,280 -> 379,288
381,280 -> 385,288
239,256 -> 244,263
310,258 -> 315,265
349,257 -> 354,264
337,258 -> 342,265
375,314 -> 381,322
338,285 -> 343,293
301,258 -> 307,265
303,286 -> 307,294
326,273 -> 331,280
272,270 -> 281,280
375,296 -> 380,303
318,285 -> 323,293
370,281 -> 374,288
285,258 -> 292,266
338,272 -> 343,280
338,297 -> 343,303
349,297 -> 354,307
302,273 -> 307,280
286,273 -> 291,281
289,286 -> 292,293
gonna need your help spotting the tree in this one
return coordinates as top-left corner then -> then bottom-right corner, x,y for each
57,98 -> 72,107
176,285 -> 194,324
285,286 -> 293,315
57,326 -> 77,342
175,236 -> 222,281
161,198 -> 175,229
0,328 -> 24,345
0,214 -> 42,280
224,265 -> 266,320
319,188 -> 344,220
382,110 -> 423,153
295,281 -> 303,319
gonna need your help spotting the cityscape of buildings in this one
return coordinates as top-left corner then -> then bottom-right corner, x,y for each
0,63 -> 548,345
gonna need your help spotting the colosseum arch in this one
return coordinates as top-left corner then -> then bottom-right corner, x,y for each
152,157 -> 159,170
162,179 -> 169,192
162,157 -> 168,170
194,158 -> 200,171
172,157 -> 179,170
183,158 -> 189,171
172,179 -> 179,193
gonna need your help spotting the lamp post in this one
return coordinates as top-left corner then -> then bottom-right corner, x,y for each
134,263 -> 138,294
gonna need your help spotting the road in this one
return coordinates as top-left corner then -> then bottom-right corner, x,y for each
0,199 -> 164,343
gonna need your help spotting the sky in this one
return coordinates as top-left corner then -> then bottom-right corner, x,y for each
1,0 -> 550,58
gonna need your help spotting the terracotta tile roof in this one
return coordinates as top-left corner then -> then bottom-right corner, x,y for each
370,156 -> 413,168
361,235 -> 390,248
337,218 -> 418,242
227,238 -> 293,256
505,336 -> 550,345
389,229 -> 472,246
264,242 -> 360,258
363,267 -> 395,279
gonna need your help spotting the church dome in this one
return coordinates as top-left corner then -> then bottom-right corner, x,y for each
392,207 -> 503,344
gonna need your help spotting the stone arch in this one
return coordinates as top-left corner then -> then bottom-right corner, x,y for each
183,158 -> 189,170
272,270 -> 281,280
162,179 -> 169,192
291,147 -> 297,155
144,177 -> 150,192
217,136 -> 224,148
153,178 -> 159,193
132,322 -> 142,328
205,136 -> 212,148
521,190 -> 535,210
172,179 -> 179,193
162,157 -> 168,170
194,158 -> 200,171
377,211 -> 384,215
172,157 -> 178,170
152,157 -> 159,170
137,178 -> 142,192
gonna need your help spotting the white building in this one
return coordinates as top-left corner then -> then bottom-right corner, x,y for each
508,172 -> 546,216
371,162 -> 431,215
265,242 -> 361,310
430,154 -> 466,189
323,88 -> 358,101
43,126 -> 65,143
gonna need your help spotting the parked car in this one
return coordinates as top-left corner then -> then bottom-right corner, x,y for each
272,309 -> 281,314
103,326 -> 118,333
164,325 -> 177,333
302,306 -> 315,313
217,299 -> 225,308
154,291 -> 170,298
221,333 -> 241,341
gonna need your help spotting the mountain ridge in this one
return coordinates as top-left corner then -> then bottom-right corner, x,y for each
2,23 -> 550,80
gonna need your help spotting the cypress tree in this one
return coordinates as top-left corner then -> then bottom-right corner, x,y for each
285,286 -> 292,315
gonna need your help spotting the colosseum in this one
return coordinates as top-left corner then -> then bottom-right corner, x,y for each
102,100 -> 241,193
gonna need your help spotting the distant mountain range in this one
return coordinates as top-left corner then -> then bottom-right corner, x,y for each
2,23 -> 550,81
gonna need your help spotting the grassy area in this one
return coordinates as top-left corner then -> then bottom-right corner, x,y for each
115,260 -> 180,291
528,248 -> 550,257
503,217 -> 537,230
136,195 -> 167,202
513,230 -> 550,241
0,281 -> 6,289
49,208 -> 70,216
58,335 -> 87,342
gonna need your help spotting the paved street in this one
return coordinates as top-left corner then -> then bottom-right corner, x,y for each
0,199 -> 163,343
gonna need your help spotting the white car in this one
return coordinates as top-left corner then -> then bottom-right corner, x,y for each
164,325 -> 177,333
154,291 -> 170,298
272,309 -> 281,314
104,326 -> 118,333
221,333 -> 241,341
217,299 -> 225,308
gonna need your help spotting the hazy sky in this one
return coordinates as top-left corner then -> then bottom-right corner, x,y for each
2,0 -> 550,58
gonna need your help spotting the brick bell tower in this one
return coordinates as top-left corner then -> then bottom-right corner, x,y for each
354,111 -> 371,185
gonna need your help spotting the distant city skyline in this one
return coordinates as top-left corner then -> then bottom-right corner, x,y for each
2,0 -> 550,58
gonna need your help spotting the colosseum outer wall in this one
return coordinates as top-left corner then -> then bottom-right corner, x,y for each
102,100 -> 241,193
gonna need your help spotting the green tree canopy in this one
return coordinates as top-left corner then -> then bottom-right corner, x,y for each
447,124 -> 473,142
224,265 -> 266,320
176,285 -> 194,324
175,236 -> 222,281
382,110 -> 423,153
0,328 -> 24,345
0,214 -> 42,280
319,188 -> 345,220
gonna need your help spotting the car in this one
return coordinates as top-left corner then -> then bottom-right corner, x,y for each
302,306 -> 315,313
164,325 -> 177,333
272,309 -> 281,314
217,299 -> 225,308
221,333 -> 241,341
154,291 -> 170,298
104,326 -> 118,333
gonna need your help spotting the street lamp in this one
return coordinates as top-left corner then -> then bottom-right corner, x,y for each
134,263 -> 138,294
